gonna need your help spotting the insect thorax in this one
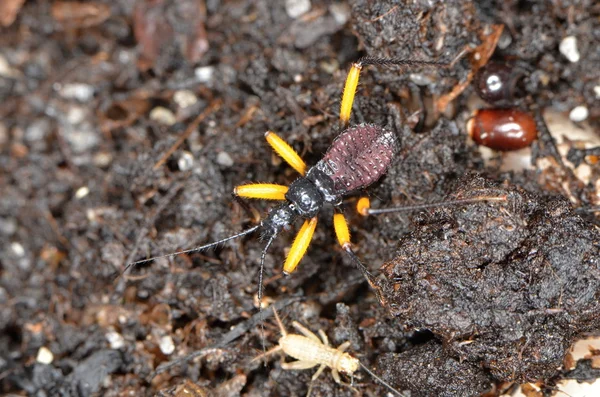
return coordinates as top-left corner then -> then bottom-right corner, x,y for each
285,177 -> 324,218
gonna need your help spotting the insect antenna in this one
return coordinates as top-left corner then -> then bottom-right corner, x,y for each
358,361 -> 407,397
257,235 -> 276,355
365,195 -> 507,215
357,56 -> 449,69
120,224 -> 261,277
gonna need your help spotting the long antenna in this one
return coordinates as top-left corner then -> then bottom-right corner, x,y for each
366,196 -> 507,215
358,361 -> 407,397
357,56 -> 449,69
121,225 -> 261,276
258,235 -> 276,355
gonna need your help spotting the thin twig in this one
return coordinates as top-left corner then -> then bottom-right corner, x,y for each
153,99 -> 222,170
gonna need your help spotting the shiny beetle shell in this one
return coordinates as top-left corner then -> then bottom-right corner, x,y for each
467,108 -> 537,151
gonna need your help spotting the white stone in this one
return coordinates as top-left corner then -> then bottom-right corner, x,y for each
173,90 -> 197,109
330,3 -> 350,25
216,151 -> 234,167
0,55 -> 18,77
67,107 -> 86,125
11,242 -> 24,257
59,83 -> 95,102
36,347 -> 54,364
286,0 -> 311,18
569,105 -> 588,123
159,335 -> 175,355
75,186 -> 90,199
178,151 -> 194,171
106,330 -> 125,349
559,36 -> 580,63
194,66 -> 214,83
594,85 -> 600,99
150,107 -> 176,126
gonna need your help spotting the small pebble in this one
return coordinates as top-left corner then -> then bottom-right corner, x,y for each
497,27 -> 512,50
11,242 -> 25,257
93,152 -> 113,168
593,85 -> 600,99
150,106 -> 176,126
159,335 -> 175,355
0,54 -> 18,77
410,73 -> 435,86
58,83 -> 95,102
173,90 -> 197,109
329,3 -> 350,25
64,128 -> 100,153
194,66 -> 214,83
106,330 -> 125,349
25,119 -> 50,142
36,347 -> 54,364
75,186 -> 90,199
67,107 -> 86,125
0,218 -> 17,235
286,0 -> 311,18
178,151 -> 194,171
569,106 -> 589,123
559,36 -> 580,63
216,151 -> 234,167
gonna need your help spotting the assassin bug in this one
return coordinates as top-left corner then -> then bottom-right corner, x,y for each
125,57 -> 501,306
253,307 -> 405,397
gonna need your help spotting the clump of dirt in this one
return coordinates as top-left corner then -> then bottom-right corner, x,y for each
375,176 -> 600,394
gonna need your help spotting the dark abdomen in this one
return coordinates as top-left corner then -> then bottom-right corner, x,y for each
315,124 -> 398,196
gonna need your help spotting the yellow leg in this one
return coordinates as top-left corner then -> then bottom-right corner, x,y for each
333,212 -> 351,248
339,63 -> 362,126
283,217 -> 317,274
234,183 -> 289,200
340,57 -> 448,126
265,131 -> 307,175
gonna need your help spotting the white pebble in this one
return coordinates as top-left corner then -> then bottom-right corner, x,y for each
67,107 -> 86,125
159,335 -> 175,355
173,90 -> 197,109
58,83 -> 95,102
559,36 -> 580,63
106,330 -> 125,349
0,55 -> 16,77
75,186 -> 90,199
329,3 -> 350,25
150,107 -> 176,126
216,151 -> 234,167
11,242 -> 24,257
194,66 -> 214,83
569,105 -> 589,123
286,0 -> 311,18
178,151 -> 194,171
594,85 -> 600,99
36,347 -> 54,364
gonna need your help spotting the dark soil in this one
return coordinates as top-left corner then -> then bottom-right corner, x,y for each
1,1 -> 598,397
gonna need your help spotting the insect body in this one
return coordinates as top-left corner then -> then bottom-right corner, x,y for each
243,123 -> 398,277
254,308 -> 404,397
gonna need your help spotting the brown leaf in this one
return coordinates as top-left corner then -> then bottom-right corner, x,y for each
51,1 -> 111,29
0,0 -> 25,27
